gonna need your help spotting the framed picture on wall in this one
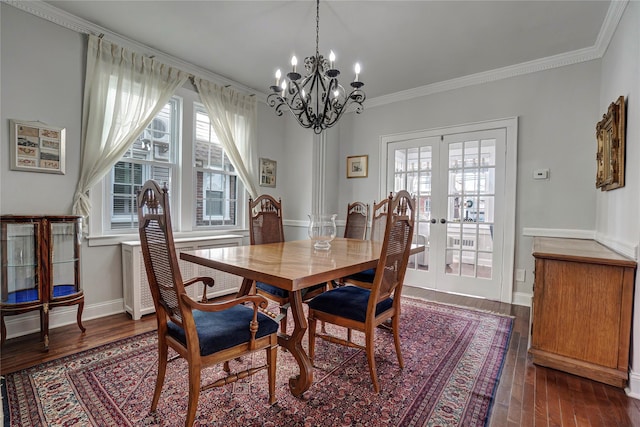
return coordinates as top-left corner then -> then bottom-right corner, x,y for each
10,119 -> 66,174
259,158 -> 277,187
347,155 -> 368,178
595,95 -> 625,191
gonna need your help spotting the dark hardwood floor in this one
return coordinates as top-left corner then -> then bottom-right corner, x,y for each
2,288 -> 639,426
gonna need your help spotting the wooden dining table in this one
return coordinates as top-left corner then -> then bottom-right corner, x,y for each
180,237 -> 422,397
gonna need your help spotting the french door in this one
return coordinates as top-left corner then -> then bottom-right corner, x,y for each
385,123 -> 513,301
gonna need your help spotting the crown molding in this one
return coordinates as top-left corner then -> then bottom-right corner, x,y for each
367,0 -> 629,108
4,0 -> 628,108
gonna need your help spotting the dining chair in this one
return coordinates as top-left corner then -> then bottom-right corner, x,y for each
343,201 -> 369,240
137,180 -> 278,427
307,190 -> 416,393
341,197 -> 391,289
249,195 -> 326,334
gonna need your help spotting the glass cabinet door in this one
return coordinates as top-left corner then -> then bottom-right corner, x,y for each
49,220 -> 81,300
1,222 -> 40,305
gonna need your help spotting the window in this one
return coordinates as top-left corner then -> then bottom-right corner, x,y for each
193,105 -> 238,227
108,98 -> 179,231
95,90 -> 246,238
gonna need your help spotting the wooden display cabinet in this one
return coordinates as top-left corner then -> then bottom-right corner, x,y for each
1,215 -> 85,350
530,237 -> 636,387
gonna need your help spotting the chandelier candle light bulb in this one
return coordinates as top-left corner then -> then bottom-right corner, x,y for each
267,0 -> 366,134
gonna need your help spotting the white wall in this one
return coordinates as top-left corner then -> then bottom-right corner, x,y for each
597,1 -> 640,399
338,61 -> 601,297
0,5 -> 84,214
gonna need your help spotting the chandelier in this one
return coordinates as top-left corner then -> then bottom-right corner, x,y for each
267,0 -> 366,134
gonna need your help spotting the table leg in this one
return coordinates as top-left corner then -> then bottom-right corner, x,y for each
236,277 -> 254,297
277,290 -> 313,397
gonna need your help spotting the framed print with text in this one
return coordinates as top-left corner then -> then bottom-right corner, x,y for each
259,158 -> 277,187
10,119 -> 66,174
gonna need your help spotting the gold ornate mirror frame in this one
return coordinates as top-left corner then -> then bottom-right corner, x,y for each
596,95 -> 626,191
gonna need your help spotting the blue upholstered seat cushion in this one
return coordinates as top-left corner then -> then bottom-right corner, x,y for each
257,281 -> 326,299
167,304 -> 278,356
307,285 -> 393,323
5,284 -> 77,304
345,268 -> 376,283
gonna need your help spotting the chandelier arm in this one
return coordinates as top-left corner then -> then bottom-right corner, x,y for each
321,77 -> 339,125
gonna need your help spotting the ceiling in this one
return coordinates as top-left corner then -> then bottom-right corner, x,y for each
41,1 -> 612,100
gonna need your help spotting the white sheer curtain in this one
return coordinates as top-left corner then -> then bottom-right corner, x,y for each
193,78 -> 259,198
72,35 -> 189,224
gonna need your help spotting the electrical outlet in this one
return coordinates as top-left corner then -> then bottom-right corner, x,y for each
516,269 -> 526,282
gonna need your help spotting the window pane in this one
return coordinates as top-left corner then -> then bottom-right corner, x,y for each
195,171 -> 237,227
193,105 -> 239,228
108,98 -> 178,232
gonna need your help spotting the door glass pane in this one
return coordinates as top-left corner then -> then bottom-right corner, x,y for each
407,172 -> 418,195
480,139 -> 496,167
407,147 -> 419,171
479,224 -> 494,252
394,149 -> 406,172
482,196 -> 495,223
463,140 -> 479,167
478,251 -> 493,279
461,250 -> 477,277
449,142 -> 463,168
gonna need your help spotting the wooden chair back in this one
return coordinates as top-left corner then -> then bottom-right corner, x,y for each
370,190 -> 416,304
370,197 -> 391,242
137,180 -> 186,327
249,195 -> 284,245
344,201 -> 369,240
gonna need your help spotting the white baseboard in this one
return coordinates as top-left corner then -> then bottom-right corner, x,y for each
512,292 -> 532,307
626,368 -> 640,400
3,299 -> 124,340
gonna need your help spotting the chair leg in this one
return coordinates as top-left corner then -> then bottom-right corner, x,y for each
365,330 -> 380,393
185,362 -> 201,427
308,315 -> 317,362
392,315 -> 404,368
266,345 -> 277,405
151,338 -> 168,412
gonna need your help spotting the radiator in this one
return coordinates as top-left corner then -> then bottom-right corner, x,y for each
121,235 -> 244,320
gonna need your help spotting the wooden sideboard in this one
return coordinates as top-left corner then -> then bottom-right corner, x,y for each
530,237 -> 636,387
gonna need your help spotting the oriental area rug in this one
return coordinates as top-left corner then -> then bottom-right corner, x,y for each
2,298 -> 513,427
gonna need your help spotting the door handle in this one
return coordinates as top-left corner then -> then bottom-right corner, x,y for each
440,218 -> 447,224
430,219 -> 437,224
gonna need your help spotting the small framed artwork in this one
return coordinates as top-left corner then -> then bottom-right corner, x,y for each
595,95 -> 625,191
259,158 -> 277,187
347,155 -> 368,178
10,119 -> 66,174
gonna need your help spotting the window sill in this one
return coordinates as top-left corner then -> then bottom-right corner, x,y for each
87,229 -> 248,247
